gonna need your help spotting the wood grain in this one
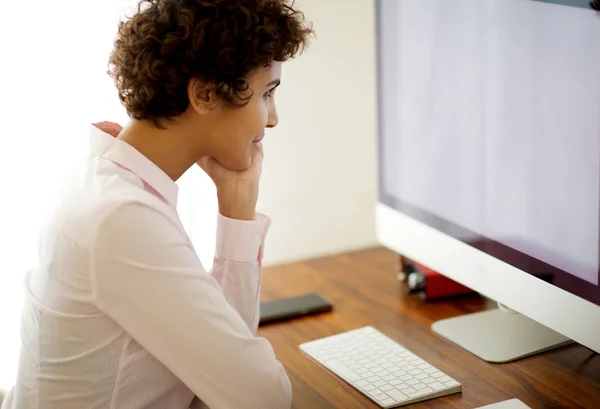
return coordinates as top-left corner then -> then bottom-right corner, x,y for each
257,247 -> 600,409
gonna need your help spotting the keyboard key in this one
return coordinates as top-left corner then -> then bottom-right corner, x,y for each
414,383 -> 428,390
380,384 -> 393,392
400,386 -> 416,394
429,382 -> 447,391
387,389 -> 408,402
367,376 -> 380,383
415,373 -> 428,380
326,360 -> 362,382
373,393 -> 388,401
389,378 -> 402,386
362,384 -> 377,392
400,375 -> 412,381
355,379 -> 369,388
432,372 -> 446,379
421,386 -> 435,394
367,388 -> 382,397
444,379 -> 460,387
379,398 -> 396,406
355,368 -> 368,375
406,386 -> 434,399
439,375 -> 453,383
425,367 -> 438,374
374,380 -> 386,387
407,379 -> 419,386
424,377 -> 437,384
363,327 -> 376,334
382,375 -> 395,382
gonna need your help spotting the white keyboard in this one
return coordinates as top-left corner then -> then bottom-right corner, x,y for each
299,326 -> 461,408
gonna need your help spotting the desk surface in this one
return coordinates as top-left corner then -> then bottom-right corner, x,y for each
257,247 -> 600,409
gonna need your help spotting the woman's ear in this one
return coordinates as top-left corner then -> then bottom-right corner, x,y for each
188,78 -> 218,114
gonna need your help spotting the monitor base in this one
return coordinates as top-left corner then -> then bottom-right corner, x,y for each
432,308 -> 574,363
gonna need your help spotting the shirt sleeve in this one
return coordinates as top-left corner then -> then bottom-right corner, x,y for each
90,203 -> 291,409
210,213 -> 271,334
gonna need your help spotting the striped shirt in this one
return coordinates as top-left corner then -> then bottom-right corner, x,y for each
2,125 -> 291,409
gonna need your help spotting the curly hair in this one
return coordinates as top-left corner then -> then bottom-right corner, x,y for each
108,0 -> 312,127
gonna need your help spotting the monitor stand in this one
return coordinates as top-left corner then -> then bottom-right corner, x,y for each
431,304 -> 574,363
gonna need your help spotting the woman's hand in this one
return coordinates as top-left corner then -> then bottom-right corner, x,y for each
197,144 -> 264,221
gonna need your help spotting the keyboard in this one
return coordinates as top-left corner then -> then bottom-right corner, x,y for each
299,326 -> 461,408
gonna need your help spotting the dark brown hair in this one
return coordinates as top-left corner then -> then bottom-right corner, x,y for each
108,0 -> 312,126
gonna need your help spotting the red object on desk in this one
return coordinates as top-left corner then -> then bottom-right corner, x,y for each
411,260 -> 476,300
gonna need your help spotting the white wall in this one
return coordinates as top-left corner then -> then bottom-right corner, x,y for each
257,0 -> 379,265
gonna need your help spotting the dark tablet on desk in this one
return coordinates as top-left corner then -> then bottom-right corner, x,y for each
259,293 -> 333,325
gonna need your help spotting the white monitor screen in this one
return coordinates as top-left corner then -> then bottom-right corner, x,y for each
377,0 -> 600,301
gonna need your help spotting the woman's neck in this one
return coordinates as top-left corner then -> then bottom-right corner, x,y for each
117,118 -> 206,181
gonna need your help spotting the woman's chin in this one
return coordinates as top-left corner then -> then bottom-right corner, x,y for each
226,157 -> 252,172
215,148 -> 255,172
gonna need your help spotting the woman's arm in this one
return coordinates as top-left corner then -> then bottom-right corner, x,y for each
91,202 -> 291,409
210,213 -> 271,333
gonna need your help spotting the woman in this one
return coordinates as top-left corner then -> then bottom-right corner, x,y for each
4,1 -> 312,408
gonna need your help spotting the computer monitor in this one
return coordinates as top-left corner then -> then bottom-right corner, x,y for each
374,0 -> 600,362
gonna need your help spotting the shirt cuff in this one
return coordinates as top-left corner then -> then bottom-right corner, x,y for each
215,212 -> 271,262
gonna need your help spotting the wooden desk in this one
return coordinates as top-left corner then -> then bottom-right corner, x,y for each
257,248 -> 600,409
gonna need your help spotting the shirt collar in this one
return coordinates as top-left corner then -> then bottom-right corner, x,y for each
89,124 -> 179,207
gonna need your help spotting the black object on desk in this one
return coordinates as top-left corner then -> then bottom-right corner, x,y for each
259,293 -> 333,325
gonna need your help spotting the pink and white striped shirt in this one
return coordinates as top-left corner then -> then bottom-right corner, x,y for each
3,125 -> 291,409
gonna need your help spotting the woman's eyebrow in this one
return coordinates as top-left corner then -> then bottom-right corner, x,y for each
265,79 -> 281,88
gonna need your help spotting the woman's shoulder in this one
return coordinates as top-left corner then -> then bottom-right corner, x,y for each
44,159 -> 175,250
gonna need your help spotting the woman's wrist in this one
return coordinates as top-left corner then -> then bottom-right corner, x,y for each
217,182 -> 258,221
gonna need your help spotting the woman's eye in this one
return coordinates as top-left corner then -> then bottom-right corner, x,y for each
264,87 -> 276,99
